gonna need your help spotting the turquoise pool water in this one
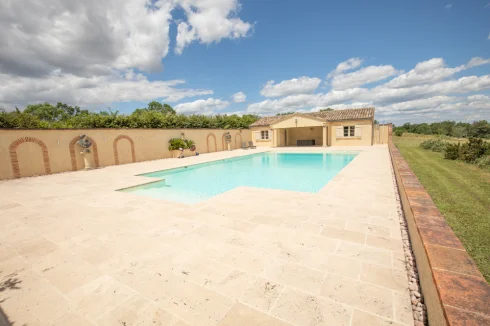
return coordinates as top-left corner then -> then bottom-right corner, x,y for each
120,152 -> 358,204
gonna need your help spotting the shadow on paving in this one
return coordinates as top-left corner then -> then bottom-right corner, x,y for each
0,273 -> 22,326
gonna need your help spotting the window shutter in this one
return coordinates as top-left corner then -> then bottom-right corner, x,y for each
255,131 -> 261,140
336,127 -> 343,138
355,126 -> 362,137
269,129 -> 274,141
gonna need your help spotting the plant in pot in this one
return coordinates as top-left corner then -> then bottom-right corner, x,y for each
184,139 -> 196,152
168,138 -> 187,158
168,138 -> 196,158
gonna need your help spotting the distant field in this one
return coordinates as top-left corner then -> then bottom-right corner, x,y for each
394,134 -> 490,281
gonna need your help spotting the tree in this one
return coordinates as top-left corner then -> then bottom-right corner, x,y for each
147,101 -> 176,114
319,108 -> 334,112
452,125 -> 468,138
470,120 -> 490,138
276,112 -> 295,116
23,102 -> 88,121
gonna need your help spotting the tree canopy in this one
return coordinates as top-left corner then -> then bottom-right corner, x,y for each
395,120 -> 490,139
0,102 -> 260,129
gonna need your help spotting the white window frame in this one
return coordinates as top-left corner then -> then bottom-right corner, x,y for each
343,125 -> 355,137
261,130 -> 270,140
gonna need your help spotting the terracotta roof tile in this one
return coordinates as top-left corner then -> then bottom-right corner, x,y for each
250,108 -> 375,127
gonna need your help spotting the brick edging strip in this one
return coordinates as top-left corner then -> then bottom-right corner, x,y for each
389,140 -> 490,325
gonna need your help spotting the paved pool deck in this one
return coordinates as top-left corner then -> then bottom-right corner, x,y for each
0,146 -> 414,326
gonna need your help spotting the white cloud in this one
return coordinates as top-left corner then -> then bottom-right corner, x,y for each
485,3 -> 490,8
330,65 -> 400,90
383,57 -> 489,89
246,57 -> 490,123
175,0 -> 252,54
260,77 -> 322,97
445,4 -> 452,9
0,0 -> 252,76
0,71 -> 213,109
0,0 -> 251,108
174,98 -> 229,115
327,58 -> 364,78
232,92 -> 247,103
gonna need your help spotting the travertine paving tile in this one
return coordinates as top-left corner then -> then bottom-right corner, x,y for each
0,270 -> 72,325
394,289 -> 415,325
51,312 -> 95,326
270,287 -> 352,326
321,226 -> 366,244
323,254 -> 362,280
218,247 -> 274,275
351,309 -> 407,326
218,303 -> 291,326
239,277 -> 284,311
96,295 -> 177,326
30,249 -> 102,294
67,275 -> 135,320
320,273 -> 394,319
361,262 -> 408,291
366,234 -> 404,252
263,260 -> 325,294
336,241 -> 393,267
210,269 -> 255,298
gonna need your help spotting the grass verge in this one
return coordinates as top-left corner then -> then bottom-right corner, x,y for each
394,134 -> 490,282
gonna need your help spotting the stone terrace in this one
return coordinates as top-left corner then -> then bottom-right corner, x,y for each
0,146 -> 413,326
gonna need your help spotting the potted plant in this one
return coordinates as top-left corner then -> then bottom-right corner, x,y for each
184,139 -> 196,152
168,138 -> 196,158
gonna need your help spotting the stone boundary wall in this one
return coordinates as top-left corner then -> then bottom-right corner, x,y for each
0,129 -> 250,180
389,139 -> 490,325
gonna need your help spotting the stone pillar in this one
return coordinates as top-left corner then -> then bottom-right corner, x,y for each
322,125 -> 328,147
81,151 -> 95,170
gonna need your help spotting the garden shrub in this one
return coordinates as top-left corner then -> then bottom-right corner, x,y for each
419,139 -> 449,152
476,155 -> 490,170
444,143 -> 461,160
458,138 -> 489,163
394,129 -> 404,137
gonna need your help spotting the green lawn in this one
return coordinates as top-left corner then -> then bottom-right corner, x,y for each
394,134 -> 490,281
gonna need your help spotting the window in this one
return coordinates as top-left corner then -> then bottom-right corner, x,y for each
261,130 -> 269,140
343,126 -> 355,137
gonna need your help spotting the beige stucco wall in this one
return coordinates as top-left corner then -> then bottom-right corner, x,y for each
0,128 -> 250,180
374,124 -> 390,144
250,127 -> 273,147
272,115 -> 324,128
329,119 -> 373,146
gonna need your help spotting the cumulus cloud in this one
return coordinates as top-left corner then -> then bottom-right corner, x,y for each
0,0 -> 251,108
383,57 -> 489,89
260,77 -> 322,98
232,92 -> 247,103
246,57 -> 490,123
330,65 -> 400,90
175,0 -> 252,54
0,71 -> 213,109
174,98 -> 229,115
327,58 -> 364,78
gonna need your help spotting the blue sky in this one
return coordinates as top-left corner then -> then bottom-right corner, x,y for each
1,0 -> 489,123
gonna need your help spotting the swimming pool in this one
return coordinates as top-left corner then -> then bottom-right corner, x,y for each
120,152 -> 358,204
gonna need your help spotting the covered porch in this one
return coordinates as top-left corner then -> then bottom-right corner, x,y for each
270,114 -> 328,147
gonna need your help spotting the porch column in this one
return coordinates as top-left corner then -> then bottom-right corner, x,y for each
272,129 -> 278,147
322,124 -> 328,147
